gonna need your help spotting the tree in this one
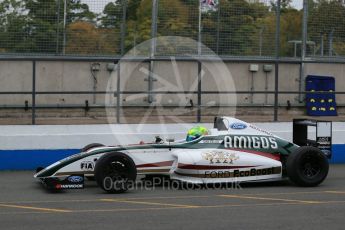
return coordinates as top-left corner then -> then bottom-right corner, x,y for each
122,0 -> 151,54
65,21 -> 118,55
252,7 -> 302,57
66,0 -> 95,23
308,0 -> 345,56
270,0 -> 293,12
280,9 -> 303,56
126,0 -> 141,21
216,0 -> 271,55
23,0 -> 95,53
100,1 -> 123,29
0,0 -> 30,53
156,0 -> 190,37
0,0 -> 321,58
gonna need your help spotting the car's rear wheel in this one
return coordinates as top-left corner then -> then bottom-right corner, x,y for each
286,146 -> 329,187
94,152 -> 137,193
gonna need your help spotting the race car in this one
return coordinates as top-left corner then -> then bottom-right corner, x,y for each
34,116 -> 331,193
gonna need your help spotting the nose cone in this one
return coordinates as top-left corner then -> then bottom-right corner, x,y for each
34,168 -> 45,178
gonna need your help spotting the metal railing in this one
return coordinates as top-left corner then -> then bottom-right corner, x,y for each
0,56 -> 343,125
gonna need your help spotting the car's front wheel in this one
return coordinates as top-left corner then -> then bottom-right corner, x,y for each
94,152 -> 137,193
286,146 -> 329,187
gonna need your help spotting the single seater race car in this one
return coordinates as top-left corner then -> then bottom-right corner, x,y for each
34,116 -> 331,193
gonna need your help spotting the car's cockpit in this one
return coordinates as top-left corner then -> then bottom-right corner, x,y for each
151,117 -> 230,145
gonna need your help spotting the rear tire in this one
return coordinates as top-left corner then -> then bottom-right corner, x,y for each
286,146 -> 329,187
94,152 -> 137,193
81,143 -> 104,152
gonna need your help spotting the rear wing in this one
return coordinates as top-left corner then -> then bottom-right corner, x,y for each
293,119 -> 332,159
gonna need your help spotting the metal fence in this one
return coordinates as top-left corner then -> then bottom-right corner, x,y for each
0,0 -> 344,59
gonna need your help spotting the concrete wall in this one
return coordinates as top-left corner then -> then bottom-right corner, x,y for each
1,60 -> 345,107
0,61 -> 32,105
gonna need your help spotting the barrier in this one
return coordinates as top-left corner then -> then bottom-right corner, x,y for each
0,122 -> 344,170
0,149 -> 79,170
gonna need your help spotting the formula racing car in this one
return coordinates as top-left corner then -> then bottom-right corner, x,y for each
34,116 -> 331,193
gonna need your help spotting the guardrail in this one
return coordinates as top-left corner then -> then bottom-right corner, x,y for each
0,58 -> 344,124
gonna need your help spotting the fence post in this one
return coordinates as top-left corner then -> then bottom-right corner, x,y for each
120,0 -> 127,56
32,60 -> 36,125
216,3 -> 220,54
56,0 -> 60,54
62,0 -> 67,54
197,1 -> 203,123
299,0 -> 308,103
274,0 -> 280,122
148,0 -> 158,104
116,0 -> 127,124
197,61 -> 202,123
329,29 -> 334,57
116,63 -> 121,124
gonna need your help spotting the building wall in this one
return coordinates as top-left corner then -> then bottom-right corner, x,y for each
1,60 -> 344,107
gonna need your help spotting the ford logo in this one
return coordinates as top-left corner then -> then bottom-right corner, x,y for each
68,176 -> 84,183
230,123 -> 247,130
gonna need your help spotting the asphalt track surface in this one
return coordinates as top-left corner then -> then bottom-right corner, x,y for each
1,165 -> 345,230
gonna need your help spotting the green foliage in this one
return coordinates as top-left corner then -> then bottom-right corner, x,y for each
101,1 -> 123,28
66,0 -> 95,23
0,0 -> 30,53
309,0 -> 345,37
0,0 -> 344,57
215,0 -> 271,56
308,0 -> 345,56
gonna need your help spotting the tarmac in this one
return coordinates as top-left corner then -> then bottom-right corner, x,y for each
1,165 -> 345,230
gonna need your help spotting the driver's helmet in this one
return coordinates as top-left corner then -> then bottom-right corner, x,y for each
186,126 -> 209,142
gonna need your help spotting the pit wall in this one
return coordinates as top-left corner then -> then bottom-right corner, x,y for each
0,122 -> 344,170
1,61 -> 345,107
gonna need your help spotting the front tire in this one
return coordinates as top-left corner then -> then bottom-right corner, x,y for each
286,146 -> 329,187
94,152 -> 137,193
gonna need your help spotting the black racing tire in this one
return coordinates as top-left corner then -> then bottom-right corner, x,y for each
286,146 -> 329,187
81,143 -> 104,152
94,152 -> 137,193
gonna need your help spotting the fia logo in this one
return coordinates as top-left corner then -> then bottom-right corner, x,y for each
80,161 -> 94,171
